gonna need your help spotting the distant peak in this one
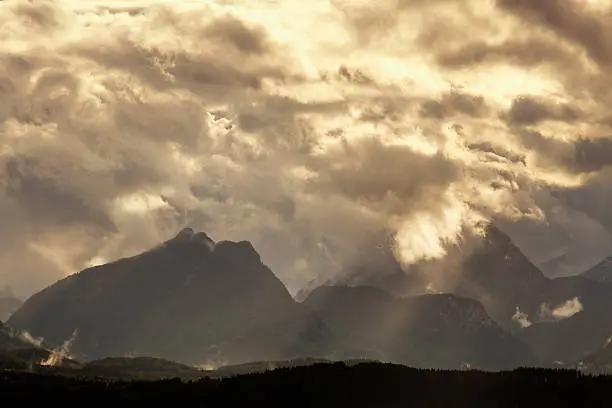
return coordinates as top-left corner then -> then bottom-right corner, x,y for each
194,232 -> 216,251
175,227 -> 195,240
166,227 -> 216,251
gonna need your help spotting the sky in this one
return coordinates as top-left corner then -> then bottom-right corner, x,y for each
2,0 -> 612,298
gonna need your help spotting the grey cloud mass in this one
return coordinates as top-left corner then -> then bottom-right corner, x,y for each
2,0 -> 612,297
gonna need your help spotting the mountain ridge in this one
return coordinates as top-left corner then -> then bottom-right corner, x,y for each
302,284 -> 535,370
580,255 -> 612,283
8,228 -> 341,365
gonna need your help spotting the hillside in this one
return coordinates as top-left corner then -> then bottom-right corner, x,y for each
337,226 -> 612,365
580,256 -> 612,283
8,228 -> 340,365
303,285 -> 534,370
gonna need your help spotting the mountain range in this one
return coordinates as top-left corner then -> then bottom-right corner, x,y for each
4,225 -> 612,372
303,285 -> 533,370
8,228 -> 342,365
327,225 -> 612,365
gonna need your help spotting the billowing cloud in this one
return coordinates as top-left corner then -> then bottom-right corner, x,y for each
512,307 -> 532,328
2,0 -> 612,297
539,297 -> 584,321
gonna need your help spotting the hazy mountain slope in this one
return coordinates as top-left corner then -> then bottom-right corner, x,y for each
8,228 -> 340,365
303,285 -> 534,370
516,278 -> 612,364
334,226 -> 612,365
0,286 -> 22,322
580,256 -> 612,283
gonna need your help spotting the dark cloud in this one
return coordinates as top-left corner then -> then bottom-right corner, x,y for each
305,137 -> 460,214
202,15 -> 271,55
337,65 -> 375,85
496,0 -> 612,66
467,142 -> 526,166
3,156 -> 115,230
571,136 -> 612,173
420,91 -> 489,119
554,168 -> 612,235
504,96 -> 581,126
435,38 -> 577,69
515,130 -> 612,174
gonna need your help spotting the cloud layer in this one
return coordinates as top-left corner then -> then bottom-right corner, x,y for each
2,0 -> 612,297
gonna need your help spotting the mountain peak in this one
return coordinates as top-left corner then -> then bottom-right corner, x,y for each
174,227 -> 196,241
165,227 -> 216,252
7,228 -> 310,364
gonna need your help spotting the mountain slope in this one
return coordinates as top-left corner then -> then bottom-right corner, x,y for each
578,338 -> 612,374
8,228 -> 340,365
302,285 -> 534,370
580,256 -> 612,283
340,225 -> 612,364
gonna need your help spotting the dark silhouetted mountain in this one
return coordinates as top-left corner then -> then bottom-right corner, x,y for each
302,285 -> 534,370
513,275 -> 612,364
8,228 -> 341,365
580,256 -> 612,283
336,225 -> 612,365
452,229 -> 612,364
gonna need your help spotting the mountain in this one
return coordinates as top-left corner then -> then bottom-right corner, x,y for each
8,228 -> 342,365
302,285 -> 534,370
338,225 -> 612,365
580,256 -> 612,283
0,285 -> 22,322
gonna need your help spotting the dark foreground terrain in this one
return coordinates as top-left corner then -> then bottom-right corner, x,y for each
2,362 -> 611,407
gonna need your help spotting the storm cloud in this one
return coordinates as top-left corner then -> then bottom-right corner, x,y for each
1,0 -> 612,297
